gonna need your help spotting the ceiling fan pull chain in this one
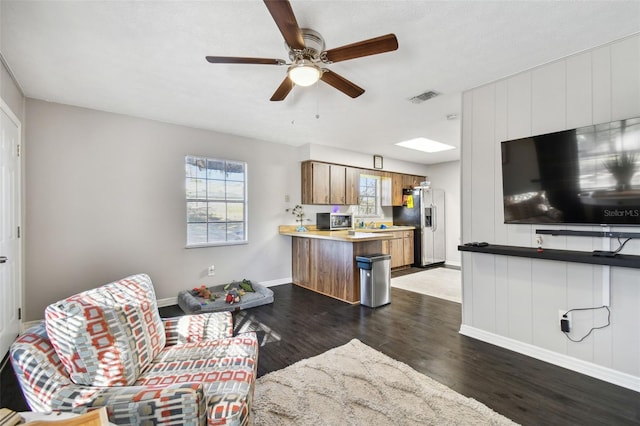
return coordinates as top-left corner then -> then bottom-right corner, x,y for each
315,80 -> 320,120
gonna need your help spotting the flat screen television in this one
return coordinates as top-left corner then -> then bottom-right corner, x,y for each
501,117 -> 640,225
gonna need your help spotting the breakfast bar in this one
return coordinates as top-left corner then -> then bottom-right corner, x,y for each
279,226 -> 401,303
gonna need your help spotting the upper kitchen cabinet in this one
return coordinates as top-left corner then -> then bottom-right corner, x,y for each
302,161 -> 330,204
345,167 -> 361,205
302,160 -> 424,206
330,165 -> 346,204
391,173 -> 404,206
302,161 -> 356,205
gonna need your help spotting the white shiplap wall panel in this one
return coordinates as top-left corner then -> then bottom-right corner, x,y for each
592,45 -> 612,124
592,266 -> 613,368
505,72 -> 534,248
461,90 -> 474,326
472,253 -> 497,332
461,251 -> 473,325
506,223 -> 533,247
507,73 -> 532,140
611,36 -> 640,120
507,257 -> 533,343
461,34 -> 640,389
610,267 -> 640,376
494,256 -> 510,336
565,264 -> 601,362
494,80 -> 509,245
470,84 -> 496,244
462,90 -> 474,244
566,52 -> 594,129
531,259 -> 568,353
531,61 -> 567,135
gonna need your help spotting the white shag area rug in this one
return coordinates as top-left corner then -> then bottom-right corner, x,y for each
391,267 -> 462,303
252,339 -> 518,426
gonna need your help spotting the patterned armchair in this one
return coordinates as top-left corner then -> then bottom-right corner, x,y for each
10,274 -> 258,425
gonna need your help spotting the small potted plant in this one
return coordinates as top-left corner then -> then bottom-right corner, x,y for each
286,204 -> 309,232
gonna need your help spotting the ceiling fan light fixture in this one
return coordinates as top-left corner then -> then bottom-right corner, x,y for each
288,59 -> 321,86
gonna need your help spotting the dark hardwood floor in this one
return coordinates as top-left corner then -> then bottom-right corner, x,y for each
2,272 -> 639,425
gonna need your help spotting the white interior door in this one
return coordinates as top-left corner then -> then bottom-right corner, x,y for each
0,100 -> 22,358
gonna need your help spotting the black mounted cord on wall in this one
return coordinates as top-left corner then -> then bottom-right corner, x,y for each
562,306 -> 611,343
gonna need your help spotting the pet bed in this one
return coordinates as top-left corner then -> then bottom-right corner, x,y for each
177,280 -> 274,314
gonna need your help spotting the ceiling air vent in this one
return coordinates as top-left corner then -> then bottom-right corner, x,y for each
409,90 -> 440,104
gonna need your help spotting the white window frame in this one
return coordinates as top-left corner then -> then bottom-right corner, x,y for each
356,174 -> 383,218
185,155 -> 248,248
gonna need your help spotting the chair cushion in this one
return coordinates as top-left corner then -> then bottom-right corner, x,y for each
136,333 -> 258,425
45,274 -> 166,386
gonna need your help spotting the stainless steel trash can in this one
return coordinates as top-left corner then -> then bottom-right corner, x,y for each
356,253 -> 391,307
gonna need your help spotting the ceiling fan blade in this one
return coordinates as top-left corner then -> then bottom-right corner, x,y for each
320,70 -> 365,98
322,34 -> 398,63
206,56 -> 286,65
270,77 -> 295,101
263,0 -> 305,50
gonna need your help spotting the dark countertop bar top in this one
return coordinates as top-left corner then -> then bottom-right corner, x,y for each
458,243 -> 640,269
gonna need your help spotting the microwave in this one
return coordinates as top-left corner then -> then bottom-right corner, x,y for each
317,213 -> 353,230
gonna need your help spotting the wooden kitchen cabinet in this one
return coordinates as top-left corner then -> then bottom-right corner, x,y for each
391,173 -> 404,206
382,230 -> 414,269
403,174 -> 421,189
292,237 -> 311,287
330,164 -> 346,204
302,160 -> 424,207
345,166 -> 361,205
289,235 -> 385,304
403,230 -> 414,266
389,236 -> 405,268
391,173 -> 426,206
301,161 -> 330,204
301,161 -> 354,205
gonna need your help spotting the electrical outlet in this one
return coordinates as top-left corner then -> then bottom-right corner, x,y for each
284,194 -> 290,203
208,265 -> 216,276
558,310 -> 572,332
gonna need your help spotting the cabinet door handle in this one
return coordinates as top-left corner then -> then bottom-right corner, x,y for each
0,256 -> 7,264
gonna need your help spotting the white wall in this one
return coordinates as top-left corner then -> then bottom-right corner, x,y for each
460,34 -> 640,391
426,160 -> 460,267
304,143 -> 430,176
24,99 -> 301,320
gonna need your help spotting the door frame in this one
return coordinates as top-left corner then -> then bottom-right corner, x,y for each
0,96 -> 23,356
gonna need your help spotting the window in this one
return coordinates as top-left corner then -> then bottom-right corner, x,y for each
185,156 -> 247,247
357,174 -> 381,216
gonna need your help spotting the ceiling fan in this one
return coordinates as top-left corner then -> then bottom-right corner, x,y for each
205,0 -> 398,101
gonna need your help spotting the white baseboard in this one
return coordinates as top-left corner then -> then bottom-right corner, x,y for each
259,277 -> 291,287
157,297 -> 178,308
459,325 -> 640,392
21,320 -> 43,333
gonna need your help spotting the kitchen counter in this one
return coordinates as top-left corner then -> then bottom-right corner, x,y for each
278,225 -> 415,241
279,225 -> 413,303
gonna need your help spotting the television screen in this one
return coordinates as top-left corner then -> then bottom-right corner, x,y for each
501,117 -> 640,225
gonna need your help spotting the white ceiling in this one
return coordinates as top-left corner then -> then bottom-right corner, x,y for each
2,1 -> 639,165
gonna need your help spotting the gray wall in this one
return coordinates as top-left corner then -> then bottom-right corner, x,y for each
24,99 -> 301,320
426,160 -> 460,267
460,34 -> 640,390
23,99 -> 436,320
0,58 -> 24,122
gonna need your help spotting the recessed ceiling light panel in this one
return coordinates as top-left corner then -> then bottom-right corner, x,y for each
395,137 -> 455,153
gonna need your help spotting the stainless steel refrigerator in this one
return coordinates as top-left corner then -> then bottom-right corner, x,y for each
392,187 -> 445,267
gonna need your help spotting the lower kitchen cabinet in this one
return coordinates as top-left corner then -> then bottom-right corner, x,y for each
382,230 -> 414,269
403,230 -> 414,265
